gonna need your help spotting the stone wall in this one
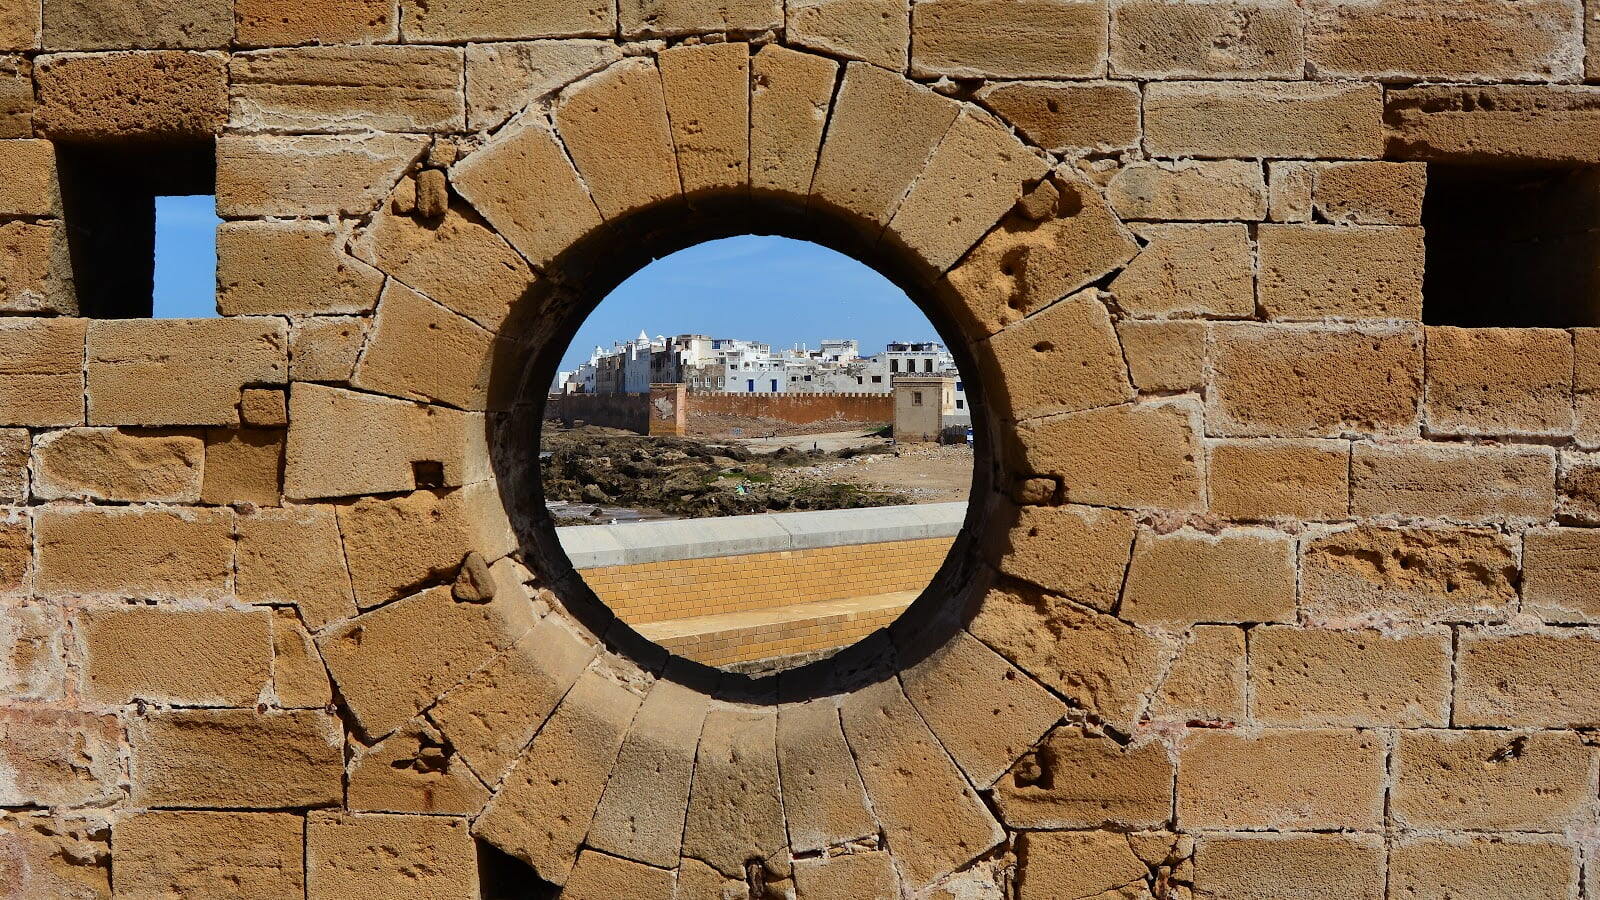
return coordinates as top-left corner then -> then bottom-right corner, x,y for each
4,1 -> 1600,898
545,390 -> 652,432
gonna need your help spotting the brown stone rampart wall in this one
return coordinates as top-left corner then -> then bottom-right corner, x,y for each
545,391 -> 651,433
686,391 -> 894,428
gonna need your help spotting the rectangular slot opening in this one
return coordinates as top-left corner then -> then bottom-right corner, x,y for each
153,194 -> 220,318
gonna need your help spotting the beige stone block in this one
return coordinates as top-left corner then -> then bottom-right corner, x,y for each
776,697 -> 877,854
1425,326 -> 1574,437
1253,626 -> 1451,726
237,505 -> 356,630
969,584 -> 1168,730
1257,224 -> 1424,320
1107,161 -> 1268,221
1145,81 -> 1384,159
0,57 -> 32,137
36,505 -> 232,600
1208,438 -> 1349,521
1525,528 -> 1600,622
1015,399 -> 1203,510
1118,319 -> 1207,393
0,600 -> 65,701
307,812 -> 476,900
79,606 -> 270,706
352,282 -> 493,411
982,289 -> 1132,421
620,0 -> 780,35
87,318 -> 286,427
683,705 -> 787,879
465,40 -> 622,131
336,487 -> 511,610
1194,833 -> 1385,900
0,141 -> 57,217
1307,0 -> 1581,81
217,221 -> 382,317
1389,837 -> 1577,900
979,81 -> 1140,154
452,117 -> 602,270
240,389 -> 287,429
660,43 -> 749,196
1352,441 -> 1555,522
0,514 -> 28,595
218,134 -> 428,218
401,0 -> 610,41
0,815 -> 108,899
129,709 -> 342,808
911,0 -> 1108,78
1558,450 -> 1600,524
290,317 -> 367,384
284,384 -> 483,500
44,0 -> 230,49
1111,223 -> 1255,317
201,428 -> 283,507
1312,161 -> 1426,225
29,428 -> 200,503
1015,830 -> 1147,900
230,46 -> 464,134
887,108 -> 1050,274
811,62 -> 959,229
1208,324 -> 1422,437
792,851 -> 899,900
0,222 -> 73,315
1392,728 -> 1598,829
0,708 -> 120,806
1301,524 -> 1517,624
992,726 -> 1173,829
113,811 -> 305,899
750,44 -> 838,197
565,850 -> 676,900
1387,84 -> 1600,164
1592,0 -> 1600,80
1178,729 -> 1386,829
946,174 -> 1138,335
0,428 -> 26,500
1457,629 -> 1600,726
1267,160 -> 1313,222
1122,527 -> 1295,625
789,0 -> 907,69
319,585 -> 531,738
1111,0 -> 1304,78
554,57 -> 680,219
588,675 -> 708,867
347,719 -> 488,816
35,50 -> 226,140
271,607 -> 331,709
475,666 -> 646,886
839,678 -> 1003,892
235,0 -> 397,46
1148,625 -> 1246,722
0,0 -> 37,49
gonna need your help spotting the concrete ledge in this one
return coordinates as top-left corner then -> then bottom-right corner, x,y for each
557,502 -> 967,569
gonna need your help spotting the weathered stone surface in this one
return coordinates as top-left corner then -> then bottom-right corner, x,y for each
979,81 -> 1140,153
1392,728 -> 1597,830
0,429 -> 25,501
564,850 -> 676,900
0,57 -> 32,138
587,676 -> 708,868
1146,81 -> 1384,159
217,221 -> 383,317
911,0 -> 1108,78
619,0 -> 780,35
1351,441 -> 1555,522
230,46 -> 464,134
1389,837 -> 1578,900
0,1 -> 37,50
750,44 -> 837,197
352,282 -> 494,411
201,428 -> 283,507
660,43 -> 748,196
0,221 -> 73,315
1118,319 -> 1207,393
113,811 -> 305,898
992,727 -> 1173,829
235,0 -> 397,46
35,51 -> 226,139
682,704 -> 787,879
1122,527 -> 1296,625
1313,161 -> 1427,225
290,317 -> 367,384
982,289 -> 1132,421
465,40 -> 621,131
240,389 -> 288,428
1424,326 -> 1574,437
792,851 -> 900,900
400,0 -> 610,42
237,505 -> 356,630
129,709 -> 342,808
1112,0 -> 1304,78
554,58 -> 680,219
1257,224 -> 1425,320
29,428 -> 200,503
0,141 -> 57,217
1558,450 -> 1600,524
453,117 -> 602,270
1306,0 -> 1581,81
1208,324 -> 1422,437
0,816 -> 106,899
775,697 -> 877,854
271,608 -> 332,709
1456,630 -> 1600,726
1208,438 -> 1349,521
1525,528 -> 1600,622
789,0 -> 907,69
0,709 -> 120,806
839,678 -> 1004,892
36,506 -> 232,600
1107,161 -> 1267,221
218,134 -> 427,218
307,812 -> 476,900
1015,830 -> 1147,900
1178,729 -> 1386,829
1015,399 -> 1204,510
1386,84 -> 1600,164
0,601 -> 64,701
1194,833 -> 1385,900
1301,524 -> 1517,623
79,606 -> 270,706
284,384 -> 484,500
43,0 -> 230,50
1268,160 -> 1314,221
0,318 -> 83,427
87,318 -> 286,427
1253,626 -> 1452,726
347,719 -> 488,816
337,486 -> 512,609
1149,625 -> 1246,722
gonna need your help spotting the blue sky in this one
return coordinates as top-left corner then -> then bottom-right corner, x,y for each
153,195 -> 222,318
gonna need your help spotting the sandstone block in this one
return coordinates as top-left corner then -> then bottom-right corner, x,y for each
1015,830 -> 1147,900
0,318 -> 82,427
1108,161 -> 1268,221
347,719 -> 488,816
0,514 -> 28,595
36,506 -> 232,600
683,705 -> 787,879
237,505 -> 356,630
1525,528 -> 1600,622
979,81 -> 1141,154
1268,160 -> 1314,221
235,0 -> 397,46
129,709 -> 342,808
1301,524 -> 1517,623
0,428 -> 24,500
0,815 -> 108,899
35,51 -> 226,140
452,117 -> 602,270
1015,399 -> 1204,510
1424,326 -> 1574,437
1387,84 -> 1600,164
284,385 -> 483,500
238,389 -> 286,429
352,282 -> 494,411
1252,626 -> 1451,726
1111,0 -> 1304,78
271,608 -> 332,709
660,43 -> 749,196
1208,324 -> 1422,437
811,62 -> 958,229
1456,629 -> 1600,726
0,57 -> 32,137
465,40 -> 621,131
0,221 -> 73,315
0,1 -> 36,49
839,677 -> 1004,892
789,0 -> 908,69
231,46 -> 464,134
992,726 -> 1173,829
29,428 -> 201,503
1207,438 -> 1349,521
1313,161 -> 1426,225
1118,319 -> 1206,393
776,698 -> 877,854
1149,625 -> 1246,722
307,813 -> 476,900
80,606 -> 270,706
87,318 -> 286,427
750,45 -> 838,197
1559,450 -> 1600,524
554,58 -> 680,219
1306,0 -> 1582,81
1258,224 -> 1424,320
999,504 -> 1134,611
113,811 -> 305,898
218,134 -> 428,218
588,675 -> 708,867
1194,833 -> 1385,900
0,708 -> 120,806
201,428 -> 284,507
217,221 -> 383,317
792,851 -> 899,900
1112,224 -> 1255,318
565,850 -> 676,900
401,0 -> 610,41
1389,837 -> 1577,900
0,141 -> 58,217
911,0 -> 1108,78
1145,81 -> 1384,159
1392,728 -> 1598,829
290,317 -> 367,384
619,0 -> 781,35
1352,441 -> 1556,522
1177,729 -> 1386,829
982,289 -> 1131,421
1122,527 -> 1296,624
0,600 -> 65,701
43,0 -> 231,50
337,486 -> 513,610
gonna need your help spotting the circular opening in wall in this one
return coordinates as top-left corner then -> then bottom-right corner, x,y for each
539,235 -> 978,675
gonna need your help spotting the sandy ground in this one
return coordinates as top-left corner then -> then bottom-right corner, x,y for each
770,441 -> 974,504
